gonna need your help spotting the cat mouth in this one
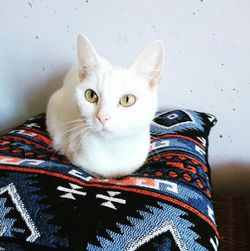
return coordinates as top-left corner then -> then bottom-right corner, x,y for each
93,123 -> 111,135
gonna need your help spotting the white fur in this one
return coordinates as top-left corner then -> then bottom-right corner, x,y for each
46,34 -> 165,178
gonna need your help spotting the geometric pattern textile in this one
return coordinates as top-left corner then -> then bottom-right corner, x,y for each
0,109 -> 219,250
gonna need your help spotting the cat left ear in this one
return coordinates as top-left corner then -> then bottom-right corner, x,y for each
77,34 -> 100,81
130,41 -> 165,91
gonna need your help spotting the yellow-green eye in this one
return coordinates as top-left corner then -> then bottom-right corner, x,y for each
85,89 -> 98,104
119,94 -> 136,107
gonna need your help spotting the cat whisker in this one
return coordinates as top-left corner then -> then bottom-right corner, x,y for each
60,118 -> 85,124
153,148 -> 161,159
51,121 -> 87,130
55,122 -> 85,139
51,124 -> 88,158
150,135 -> 159,140
53,119 -> 93,154
59,129 -> 89,156
56,128 -> 83,153
47,119 -> 83,127
75,130 -> 90,153
59,126 -> 91,154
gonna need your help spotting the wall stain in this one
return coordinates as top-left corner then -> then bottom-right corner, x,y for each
232,88 -> 239,93
192,10 -> 200,15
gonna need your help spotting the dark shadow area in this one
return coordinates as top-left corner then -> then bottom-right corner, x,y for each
214,195 -> 250,250
212,162 -> 250,195
212,163 -> 250,249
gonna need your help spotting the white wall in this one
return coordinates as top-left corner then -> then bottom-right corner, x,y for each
1,0 -> 250,194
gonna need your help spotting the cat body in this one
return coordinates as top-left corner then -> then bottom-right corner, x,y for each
46,35 -> 165,178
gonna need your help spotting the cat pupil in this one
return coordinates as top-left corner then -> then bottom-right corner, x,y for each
91,92 -> 94,99
126,96 -> 129,103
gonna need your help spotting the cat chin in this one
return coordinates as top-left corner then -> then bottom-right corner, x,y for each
96,130 -> 114,139
90,128 -> 130,140
90,123 -> 123,139
87,126 -> 115,139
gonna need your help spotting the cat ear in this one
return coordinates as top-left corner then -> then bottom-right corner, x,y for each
130,41 -> 165,91
77,34 -> 100,81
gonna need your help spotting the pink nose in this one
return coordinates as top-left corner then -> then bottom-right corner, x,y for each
96,112 -> 111,125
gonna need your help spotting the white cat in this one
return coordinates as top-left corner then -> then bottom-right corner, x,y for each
46,34 -> 165,178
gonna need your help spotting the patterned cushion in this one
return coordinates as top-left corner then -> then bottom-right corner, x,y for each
0,110 -> 219,250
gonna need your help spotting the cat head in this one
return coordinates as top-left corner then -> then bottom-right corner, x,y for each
75,34 -> 165,138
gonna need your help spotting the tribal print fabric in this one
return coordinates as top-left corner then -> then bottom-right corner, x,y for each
0,110 -> 218,250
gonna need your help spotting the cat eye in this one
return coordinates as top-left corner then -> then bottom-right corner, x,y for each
85,89 -> 98,104
119,94 -> 136,107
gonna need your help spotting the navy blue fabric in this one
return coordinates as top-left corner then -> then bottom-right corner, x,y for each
0,110 -> 218,250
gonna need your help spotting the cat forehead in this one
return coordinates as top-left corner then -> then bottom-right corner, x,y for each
101,67 -> 132,84
95,67 -> 145,92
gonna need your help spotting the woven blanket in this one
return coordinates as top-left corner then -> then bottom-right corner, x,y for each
0,109 -> 219,250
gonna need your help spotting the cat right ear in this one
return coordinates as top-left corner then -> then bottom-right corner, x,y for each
77,34 -> 100,81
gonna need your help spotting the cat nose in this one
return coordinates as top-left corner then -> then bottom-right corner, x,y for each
96,112 -> 111,125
